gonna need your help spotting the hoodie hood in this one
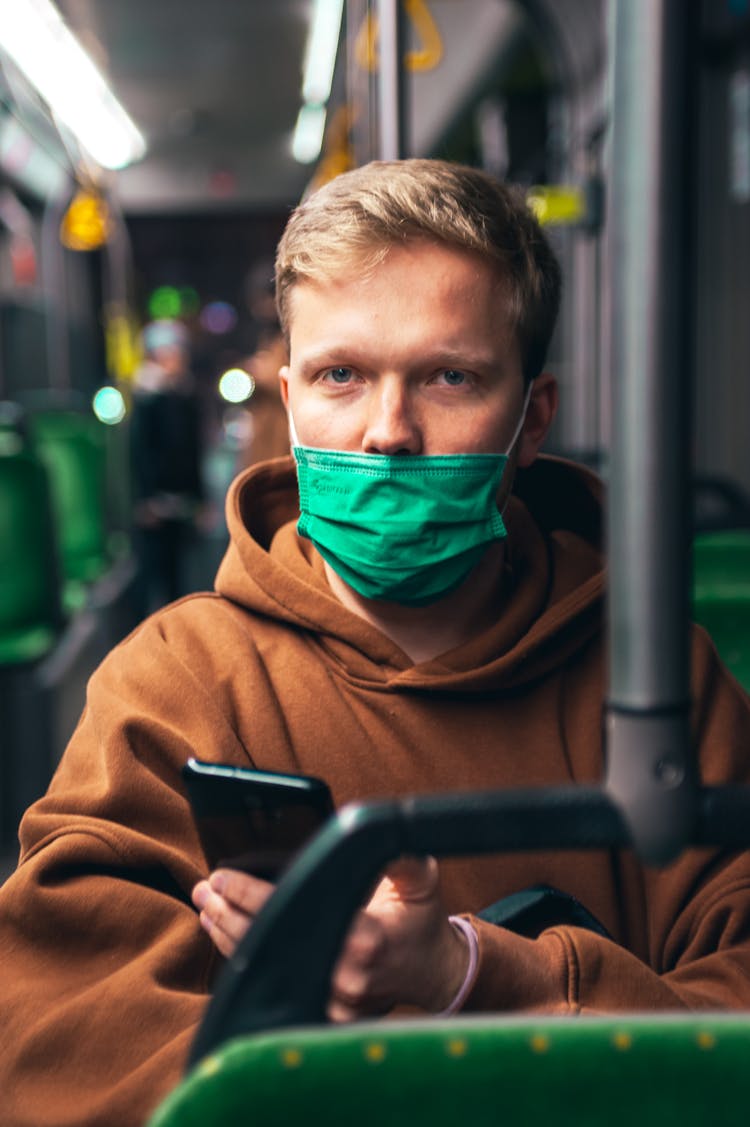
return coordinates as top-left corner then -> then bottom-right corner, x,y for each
215,454 -> 605,693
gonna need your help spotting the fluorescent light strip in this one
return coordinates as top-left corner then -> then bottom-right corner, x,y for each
0,0 -> 146,170
292,0 -> 344,165
292,103 -> 327,164
302,0 -> 345,105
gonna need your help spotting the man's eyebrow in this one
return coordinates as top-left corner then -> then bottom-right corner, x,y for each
295,347 -> 354,371
295,346 -> 503,371
426,348 -> 500,368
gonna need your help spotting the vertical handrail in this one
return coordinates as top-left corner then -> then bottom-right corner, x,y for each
347,0 -> 378,165
41,194 -> 71,393
604,0 -> 697,862
377,0 -> 407,159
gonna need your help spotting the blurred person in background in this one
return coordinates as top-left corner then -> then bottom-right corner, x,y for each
130,318 -> 206,618
237,328 -> 290,468
236,259 -> 290,469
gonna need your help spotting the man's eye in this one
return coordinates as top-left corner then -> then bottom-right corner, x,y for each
323,367 -> 354,384
439,369 -> 467,386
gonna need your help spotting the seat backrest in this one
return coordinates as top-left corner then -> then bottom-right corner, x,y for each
693,530 -> 750,599
28,410 -> 109,587
693,593 -> 750,692
0,450 -> 61,663
147,1015 -> 750,1127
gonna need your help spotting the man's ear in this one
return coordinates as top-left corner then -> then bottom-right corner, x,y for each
517,372 -> 558,468
279,365 -> 290,410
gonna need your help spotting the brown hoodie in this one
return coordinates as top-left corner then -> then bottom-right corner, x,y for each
1,455 -> 750,1127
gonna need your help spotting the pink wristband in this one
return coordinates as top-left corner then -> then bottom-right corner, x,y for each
439,916 -> 479,1015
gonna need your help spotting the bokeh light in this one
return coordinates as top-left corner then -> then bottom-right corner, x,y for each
147,285 -> 201,320
218,368 -> 254,404
179,286 -> 200,317
200,300 -> 238,335
148,285 -> 182,320
92,385 -> 126,425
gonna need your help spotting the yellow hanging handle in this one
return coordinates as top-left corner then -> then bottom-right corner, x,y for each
60,188 -> 111,250
356,0 -> 443,73
526,185 -> 587,226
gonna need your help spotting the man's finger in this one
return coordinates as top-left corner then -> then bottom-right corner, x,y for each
199,889 -> 252,944
199,910 -> 236,959
382,854 -> 439,900
327,999 -> 358,1024
209,868 -> 275,912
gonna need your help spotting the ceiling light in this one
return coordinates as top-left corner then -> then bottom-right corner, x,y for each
292,0 -> 344,165
0,0 -> 146,170
292,103 -> 327,164
302,0 -> 345,105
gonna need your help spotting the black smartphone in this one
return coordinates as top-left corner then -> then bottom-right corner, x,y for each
182,758 -> 334,879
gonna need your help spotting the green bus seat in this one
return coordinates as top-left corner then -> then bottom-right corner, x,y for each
0,449 -> 61,665
28,410 -> 110,609
0,447 -> 64,846
693,593 -> 750,692
149,1015 -> 750,1127
693,530 -> 750,601
0,410 -> 133,847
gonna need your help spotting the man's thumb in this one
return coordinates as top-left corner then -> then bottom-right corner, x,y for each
384,854 -> 439,900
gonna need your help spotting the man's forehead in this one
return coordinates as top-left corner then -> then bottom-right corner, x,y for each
284,241 -> 515,319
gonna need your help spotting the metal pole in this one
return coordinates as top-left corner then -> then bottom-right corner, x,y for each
346,0 -> 371,165
377,0 -> 407,159
41,194 -> 71,393
604,0 -> 697,863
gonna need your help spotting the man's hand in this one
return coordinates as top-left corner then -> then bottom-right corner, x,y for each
328,856 -> 469,1021
191,869 -> 274,959
191,856 -> 470,1017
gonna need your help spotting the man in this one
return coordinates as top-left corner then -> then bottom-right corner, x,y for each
236,257 -> 291,470
130,319 -> 206,618
2,159 -> 750,1127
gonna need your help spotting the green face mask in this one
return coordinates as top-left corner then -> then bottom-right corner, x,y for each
294,448 -> 510,605
291,385 -> 531,606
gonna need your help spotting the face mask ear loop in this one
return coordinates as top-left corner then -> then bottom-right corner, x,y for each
287,406 -> 301,449
497,379 -> 535,519
504,379 -> 535,457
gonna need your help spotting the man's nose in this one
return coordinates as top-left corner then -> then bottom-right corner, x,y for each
361,381 -> 422,455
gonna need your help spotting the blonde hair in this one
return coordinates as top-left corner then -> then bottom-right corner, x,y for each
275,158 -> 561,383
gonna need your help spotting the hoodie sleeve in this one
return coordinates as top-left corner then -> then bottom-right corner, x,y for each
459,628 -> 750,1015
0,609 -> 248,1127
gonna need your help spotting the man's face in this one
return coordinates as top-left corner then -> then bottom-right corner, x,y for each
279,241 -> 533,458
154,345 -> 187,381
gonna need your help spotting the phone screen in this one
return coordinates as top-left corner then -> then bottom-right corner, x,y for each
182,758 -> 334,879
